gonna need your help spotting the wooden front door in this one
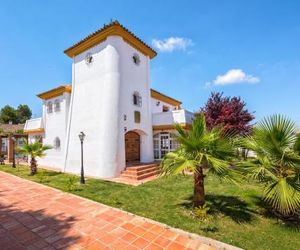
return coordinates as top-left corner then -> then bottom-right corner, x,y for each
125,131 -> 140,162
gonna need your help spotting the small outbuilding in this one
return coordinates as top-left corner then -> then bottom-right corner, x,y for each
0,123 -> 27,163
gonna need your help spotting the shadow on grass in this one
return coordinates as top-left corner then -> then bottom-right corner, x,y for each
39,170 -> 62,177
250,194 -> 300,231
181,194 -> 255,224
0,203 -> 81,249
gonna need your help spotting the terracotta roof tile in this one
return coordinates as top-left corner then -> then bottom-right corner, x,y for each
0,124 -> 25,134
64,20 -> 157,58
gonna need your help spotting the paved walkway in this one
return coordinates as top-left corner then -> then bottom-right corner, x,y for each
0,171 -> 217,250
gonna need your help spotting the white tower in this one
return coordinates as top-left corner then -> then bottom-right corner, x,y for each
63,21 -> 157,178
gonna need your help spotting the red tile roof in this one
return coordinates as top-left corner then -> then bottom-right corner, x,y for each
0,123 -> 25,135
64,20 -> 157,59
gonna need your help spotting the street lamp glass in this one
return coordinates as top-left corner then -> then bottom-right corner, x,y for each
78,132 -> 85,142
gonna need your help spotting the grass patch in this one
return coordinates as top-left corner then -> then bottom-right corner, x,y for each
1,164 -> 299,250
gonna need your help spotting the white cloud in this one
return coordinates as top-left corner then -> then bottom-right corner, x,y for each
152,37 -> 193,52
204,81 -> 213,89
211,69 -> 260,86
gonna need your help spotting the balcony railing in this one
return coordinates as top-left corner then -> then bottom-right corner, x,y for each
152,109 -> 194,126
24,117 -> 44,133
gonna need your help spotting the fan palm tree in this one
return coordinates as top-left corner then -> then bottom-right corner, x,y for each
161,113 -> 236,207
17,140 -> 52,175
240,114 -> 300,215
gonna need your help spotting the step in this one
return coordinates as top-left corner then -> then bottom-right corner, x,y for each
122,166 -> 160,175
121,170 -> 160,180
125,165 -> 159,172
122,166 -> 159,176
121,169 -> 160,179
136,170 -> 161,180
125,163 -> 159,171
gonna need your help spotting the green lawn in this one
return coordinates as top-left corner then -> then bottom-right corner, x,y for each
1,164 -> 299,250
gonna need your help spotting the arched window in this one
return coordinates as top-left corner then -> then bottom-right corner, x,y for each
133,92 -> 142,107
54,137 -> 61,150
54,99 -> 60,112
47,102 -> 53,114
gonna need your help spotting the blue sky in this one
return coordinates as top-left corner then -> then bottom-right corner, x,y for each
0,0 -> 300,124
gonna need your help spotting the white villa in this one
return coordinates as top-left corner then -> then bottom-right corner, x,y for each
24,21 -> 194,180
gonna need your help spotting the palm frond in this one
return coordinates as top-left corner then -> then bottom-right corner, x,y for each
205,155 -> 238,183
293,134 -> 300,154
162,114 -> 235,179
160,150 -> 198,175
255,115 -> 297,159
264,177 -> 300,215
189,113 -> 206,141
240,114 -> 300,215
17,140 -> 52,159
238,156 -> 278,182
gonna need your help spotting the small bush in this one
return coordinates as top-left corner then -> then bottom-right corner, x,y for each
66,176 -> 78,191
194,204 -> 210,220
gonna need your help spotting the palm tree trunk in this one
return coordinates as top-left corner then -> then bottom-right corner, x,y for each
30,157 -> 37,175
193,166 -> 205,207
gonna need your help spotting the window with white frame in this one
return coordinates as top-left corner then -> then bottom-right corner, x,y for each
16,138 -> 25,147
133,92 -> 142,107
54,99 -> 61,112
153,132 -> 179,160
1,138 -> 8,152
153,135 -> 160,159
47,101 -> 53,114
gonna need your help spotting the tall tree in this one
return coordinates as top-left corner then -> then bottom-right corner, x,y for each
161,114 -> 236,207
0,104 -> 32,124
0,105 -> 17,124
201,92 -> 254,136
16,105 -> 32,124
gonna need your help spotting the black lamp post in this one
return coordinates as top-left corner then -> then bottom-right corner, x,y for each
12,136 -> 16,168
78,132 -> 86,184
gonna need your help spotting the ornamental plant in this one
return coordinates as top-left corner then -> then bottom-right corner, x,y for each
240,115 -> 300,215
161,113 -> 236,207
201,92 -> 254,136
17,140 -> 52,175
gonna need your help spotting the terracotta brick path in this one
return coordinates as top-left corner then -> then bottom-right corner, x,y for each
0,171 -> 217,250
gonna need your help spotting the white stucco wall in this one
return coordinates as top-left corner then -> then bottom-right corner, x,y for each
64,36 -> 154,178
118,37 -> 154,164
37,93 -> 71,169
151,98 -> 177,113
